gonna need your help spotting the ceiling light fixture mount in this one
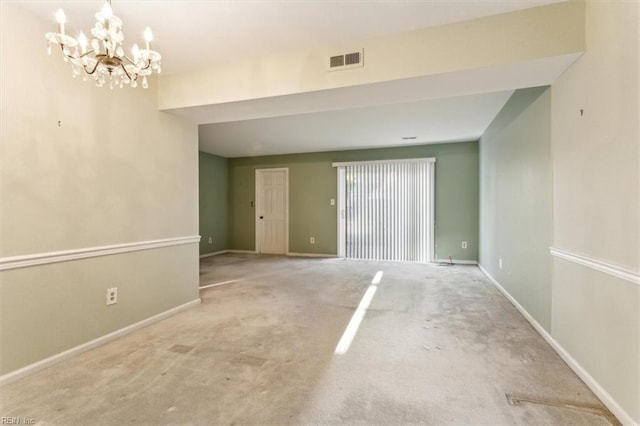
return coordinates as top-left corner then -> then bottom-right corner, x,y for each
45,0 -> 161,89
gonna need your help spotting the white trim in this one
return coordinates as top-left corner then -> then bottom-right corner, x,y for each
435,259 -> 478,265
286,252 -> 338,258
204,251 -> 337,259
550,247 -> 639,286
478,264 -> 636,426
199,250 -> 229,259
200,279 -> 240,290
0,236 -> 201,272
332,157 -> 436,168
0,299 -> 201,386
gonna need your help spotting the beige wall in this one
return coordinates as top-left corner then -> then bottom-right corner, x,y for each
552,262 -> 639,423
158,1 -> 585,111
552,1 -> 639,271
0,5 -> 200,375
550,1 -> 640,422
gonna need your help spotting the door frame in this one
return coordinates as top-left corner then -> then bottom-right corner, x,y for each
255,168 -> 289,254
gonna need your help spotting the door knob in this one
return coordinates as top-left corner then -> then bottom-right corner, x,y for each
260,216 -> 264,219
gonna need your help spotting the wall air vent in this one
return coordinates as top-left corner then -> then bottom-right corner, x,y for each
328,49 -> 364,71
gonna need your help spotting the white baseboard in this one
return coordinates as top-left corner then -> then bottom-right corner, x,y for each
200,279 -> 240,290
201,251 -> 337,259
478,264 -> 637,426
287,252 -> 338,258
435,258 -> 478,265
199,250 -> 229,258
200,249 -> 257,258
0,298 -> 201,386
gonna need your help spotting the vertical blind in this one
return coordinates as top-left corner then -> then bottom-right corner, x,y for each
340,159 -> 435,263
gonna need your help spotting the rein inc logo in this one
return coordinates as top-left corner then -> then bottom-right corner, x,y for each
1,418 -> 35,425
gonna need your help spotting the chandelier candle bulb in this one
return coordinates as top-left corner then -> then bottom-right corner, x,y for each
144,27 -> 153,50
78,32 -> 87,54
55,9 -> 65,36
101,2 -> 113,20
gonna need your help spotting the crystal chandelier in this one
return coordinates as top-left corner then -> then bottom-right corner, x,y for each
45,1 -> 161,89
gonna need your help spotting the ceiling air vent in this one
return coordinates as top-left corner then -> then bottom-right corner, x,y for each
328,49 -> 364,71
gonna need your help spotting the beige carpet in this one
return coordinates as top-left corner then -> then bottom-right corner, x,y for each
1,255 -> 618,425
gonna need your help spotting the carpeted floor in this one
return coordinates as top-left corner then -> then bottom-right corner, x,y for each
0,254 -> 618,425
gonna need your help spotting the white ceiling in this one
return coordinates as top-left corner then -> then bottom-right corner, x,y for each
18,0 -> 564,75
199,91 -> 514,158
14,0 -> 569,157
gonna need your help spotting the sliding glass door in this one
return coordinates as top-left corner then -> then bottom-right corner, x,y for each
334,158 -> 435,263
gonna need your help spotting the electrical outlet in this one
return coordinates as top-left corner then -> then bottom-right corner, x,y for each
461,241 -> 467,249
499,258 -> 503,269
330,199 -> 335,206
106,287 -> 118,306
208,237 -> 213,244
310,237 -> 315,244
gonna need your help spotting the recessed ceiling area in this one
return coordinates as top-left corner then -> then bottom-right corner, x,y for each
198,91 -> 514,158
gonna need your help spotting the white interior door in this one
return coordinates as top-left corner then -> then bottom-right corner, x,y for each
255,168 -> 288,254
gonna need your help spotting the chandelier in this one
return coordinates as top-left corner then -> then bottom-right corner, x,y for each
45,1 -> 161,89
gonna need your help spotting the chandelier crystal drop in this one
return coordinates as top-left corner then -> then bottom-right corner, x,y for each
45,1 -> 161,89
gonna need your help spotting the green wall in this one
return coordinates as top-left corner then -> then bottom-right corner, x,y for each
479,86 -> 552,330
228,142 -> 479,260
199,152 -> 229,255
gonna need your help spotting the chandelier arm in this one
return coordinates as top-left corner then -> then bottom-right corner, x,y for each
58,43 -> 76,60
77,50 -> 96,59
123,56 -> 152,71
119,63 -> 134,81
84,60 -> 101,75
61,50 -> 81,63
139,59 -> 152,71
58,44 -> 96,62
122,55 -> 137,66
